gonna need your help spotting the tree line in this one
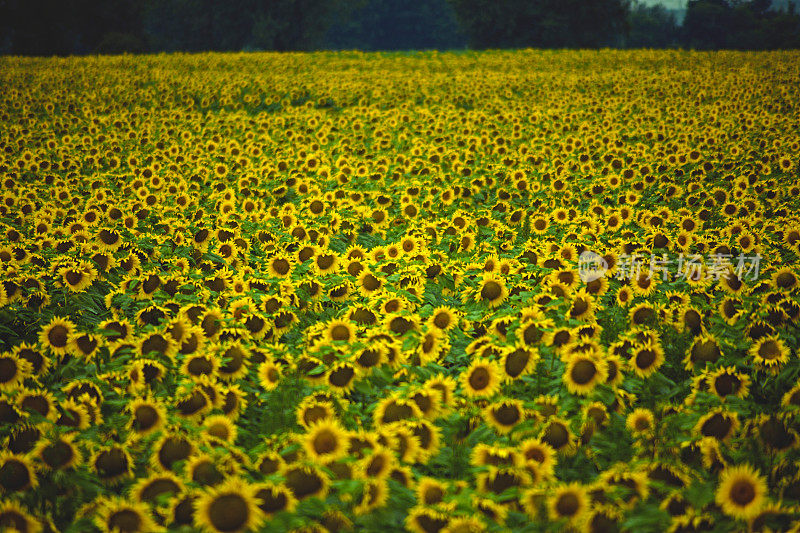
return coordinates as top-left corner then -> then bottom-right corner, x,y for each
0,0 -> 798,55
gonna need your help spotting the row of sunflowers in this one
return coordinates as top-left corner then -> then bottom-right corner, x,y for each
0,50 -> 799,532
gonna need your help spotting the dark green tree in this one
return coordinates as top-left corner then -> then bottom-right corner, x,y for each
626,1 -> 680,48
447,0 -> 630,48
323,0 -> 466,50
683,0 -> 800,49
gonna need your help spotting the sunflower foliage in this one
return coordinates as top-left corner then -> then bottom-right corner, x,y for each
0,50 -> 800,533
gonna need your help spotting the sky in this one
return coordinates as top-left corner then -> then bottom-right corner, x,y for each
640,0 -> 686,7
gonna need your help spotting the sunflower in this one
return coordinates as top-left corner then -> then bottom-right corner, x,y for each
782,383 -> 800,409
706,366 -> 750,400
254,482 -> 297,517
416,328 -> 447,365
616,286 -> 633,307
406,506 -> 449,533
476,273 -> 508,307
137,331 -> 177,359
695,408 -> 739,442
132,472 -> 184,507
96,227 -> 123,252
39,317 -> 76,356
567,290 -> 595,321
0,500 -> 41,533
17,388 -> 57,422
755,414 -> 798,452
684,333 -> 723,370
501,344 -> 538,380
91,445 -> 133,485
166,491 -> 197,528
187,455 -> 228,487
203,414 -> 238,444
195,477 -> 264,533
547,482 -> 589,525
408,387 -> 442,420
99,316 -> 133,343
0,352 -> 31,391
461,358 -> 502,399
771,266 -> 797,292
626,408 -> 655,437
540,417 -> 574,454
416,477 -> 448,506
471,443 -> 522,469
425,306 -> 456,332
325,361 -> 357,393
407,419 -> 442,463
520,438 -> 557,479
257,360 -> 282,391
323,318 -> 356,344
715,464 -> 768,521
357,269 -> 383,296
217,341 -> 250,381
749,335 -> 790,369
35,433 -> 82,471
629,341 -> 665,378
0,451 -> 38,492
94,497 -> 157,533
267,254 -> 293,278
563,353 -> 607,396
59,260 -> 97,292
303,420 -> 349,462
424,374 -> 457,412
312,249 -> 339,276
128,397 -> 167,436
483,399 -> 525,434
284,463 -> 330,501
355,479 -> 390,516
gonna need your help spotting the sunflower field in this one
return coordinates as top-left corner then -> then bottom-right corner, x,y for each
1,50 -> 800,532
